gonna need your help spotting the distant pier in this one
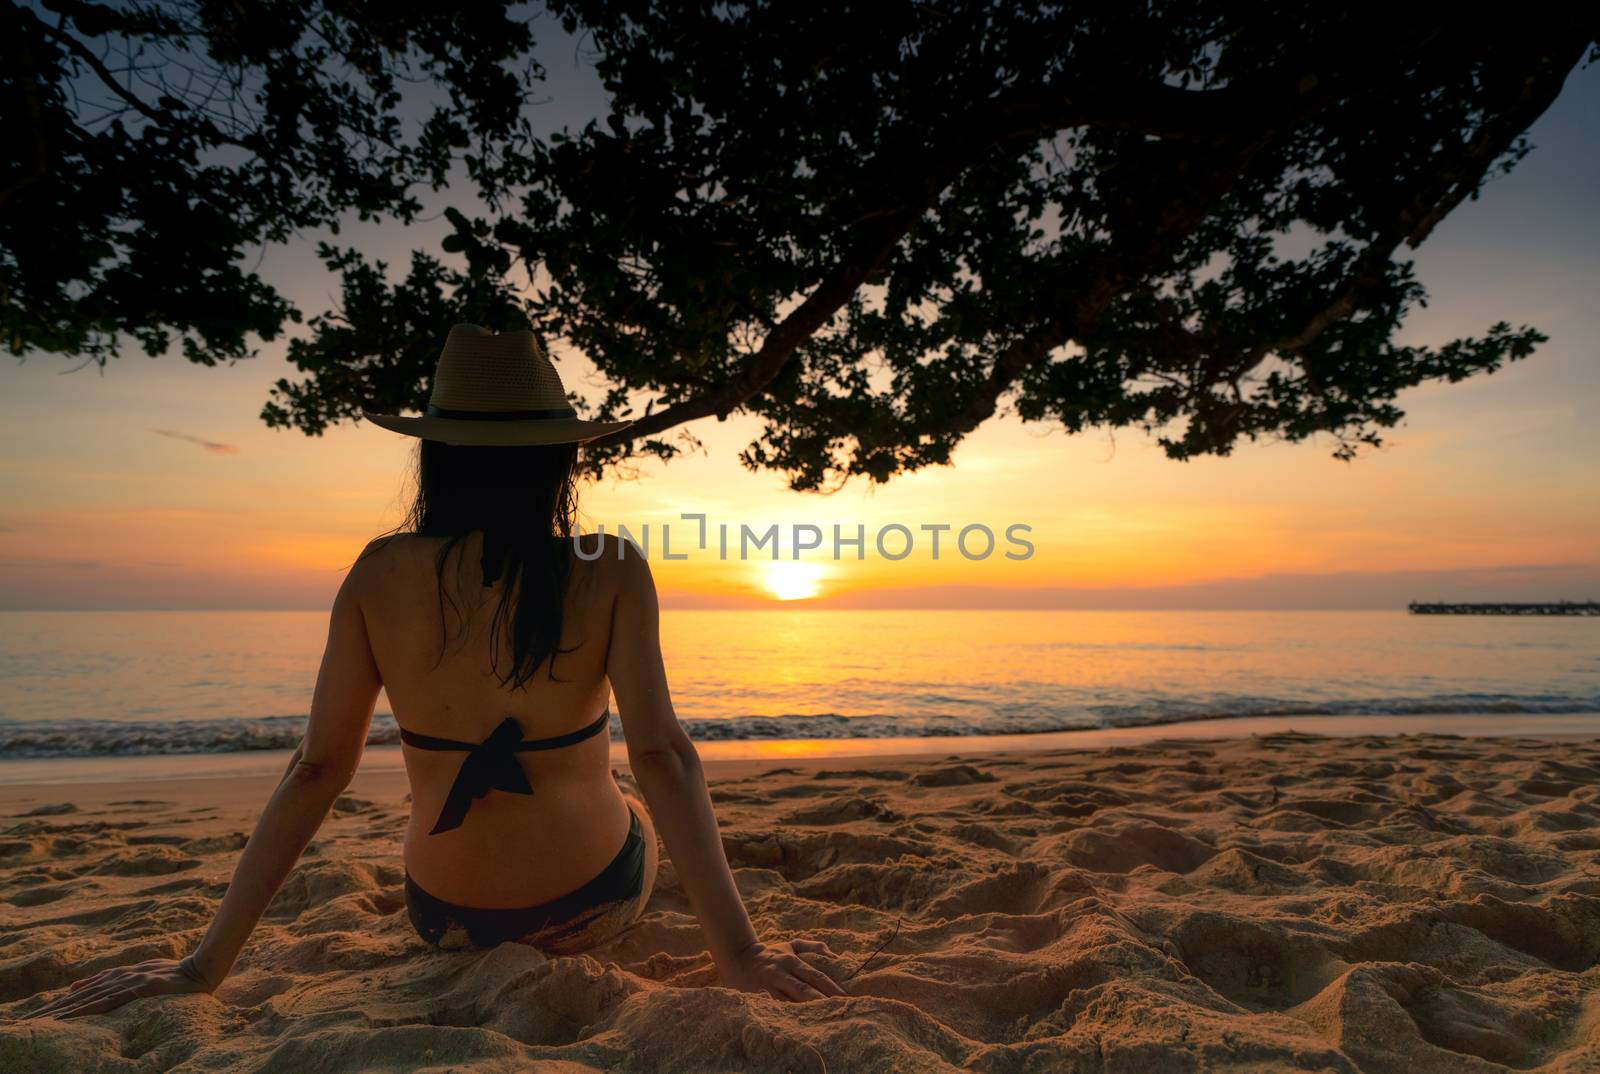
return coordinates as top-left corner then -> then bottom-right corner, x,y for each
1408,601 -> 1600,616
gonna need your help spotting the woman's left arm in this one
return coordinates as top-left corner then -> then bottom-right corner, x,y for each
25,558 -> 382,1020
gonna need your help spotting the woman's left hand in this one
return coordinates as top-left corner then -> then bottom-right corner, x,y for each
22,957 -> 212,1020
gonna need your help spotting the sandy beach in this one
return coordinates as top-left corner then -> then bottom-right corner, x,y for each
3,731 -> 1600,1073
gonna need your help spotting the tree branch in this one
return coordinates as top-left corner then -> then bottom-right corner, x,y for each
587,59 -> 1340,453
575,19 -> 1589,465
1229,32 -> 1586,385
32,11 -> 258,153
587,204 -> 924,447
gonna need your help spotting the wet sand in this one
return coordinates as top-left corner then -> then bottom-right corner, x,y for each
3,731 -> 1600,1072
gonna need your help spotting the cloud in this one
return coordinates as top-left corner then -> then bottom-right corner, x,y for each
150,428 -> 240,455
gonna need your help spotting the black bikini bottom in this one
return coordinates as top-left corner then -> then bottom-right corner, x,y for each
404,805 -> 646,949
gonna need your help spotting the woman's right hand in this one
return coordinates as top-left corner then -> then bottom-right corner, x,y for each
720,938 -> 848,1001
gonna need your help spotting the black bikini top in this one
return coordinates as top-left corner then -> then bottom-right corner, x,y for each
399,710 -> 612,835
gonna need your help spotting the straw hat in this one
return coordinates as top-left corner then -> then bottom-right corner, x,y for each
360,324 -> 632,446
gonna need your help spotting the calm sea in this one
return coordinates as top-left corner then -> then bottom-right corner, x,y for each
1,609 -> 1597,774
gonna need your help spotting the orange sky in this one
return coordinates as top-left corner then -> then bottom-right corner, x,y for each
2,318 -> 1596,610
1,53 -> 1596,611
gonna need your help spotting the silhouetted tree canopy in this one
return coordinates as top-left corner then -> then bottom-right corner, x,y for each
6,2 -> 1596,489
2,0 -> 538,363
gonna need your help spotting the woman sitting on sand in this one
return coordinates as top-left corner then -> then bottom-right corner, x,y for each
29,324 -> 846,1019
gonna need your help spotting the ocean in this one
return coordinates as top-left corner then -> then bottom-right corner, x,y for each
2,608 -> 1597,781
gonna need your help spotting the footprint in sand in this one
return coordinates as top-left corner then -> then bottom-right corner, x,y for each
781,796 -> 900,826
90,847 -> 204,876
911,764 -> 998,788
16,803 -> 78,817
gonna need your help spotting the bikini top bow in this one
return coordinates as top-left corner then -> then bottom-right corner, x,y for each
398,710 -> 613,835
427,716 -> 534,835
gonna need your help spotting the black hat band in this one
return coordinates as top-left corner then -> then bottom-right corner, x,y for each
425,404 -> 579,421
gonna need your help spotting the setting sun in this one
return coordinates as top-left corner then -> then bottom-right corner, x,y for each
759,560 -> 826,601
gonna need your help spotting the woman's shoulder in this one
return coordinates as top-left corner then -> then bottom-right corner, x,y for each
573,531 -> 644,558
355,532 -> 424,566
571,532 -> 653,589
344,533 -> 415,589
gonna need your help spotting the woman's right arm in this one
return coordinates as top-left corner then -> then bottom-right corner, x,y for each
604,539 -> 845,1001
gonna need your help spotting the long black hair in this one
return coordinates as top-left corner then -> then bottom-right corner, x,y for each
366,438 -> 583,689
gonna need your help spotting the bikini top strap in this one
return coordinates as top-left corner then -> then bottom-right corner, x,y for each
513,708 -> 612,752
397,709 -> 611,752
397,727 -> 475,751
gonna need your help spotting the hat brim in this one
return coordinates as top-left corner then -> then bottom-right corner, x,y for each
361,411 -> 634,446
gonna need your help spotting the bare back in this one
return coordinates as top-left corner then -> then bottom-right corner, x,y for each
356,530 -> 632,907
